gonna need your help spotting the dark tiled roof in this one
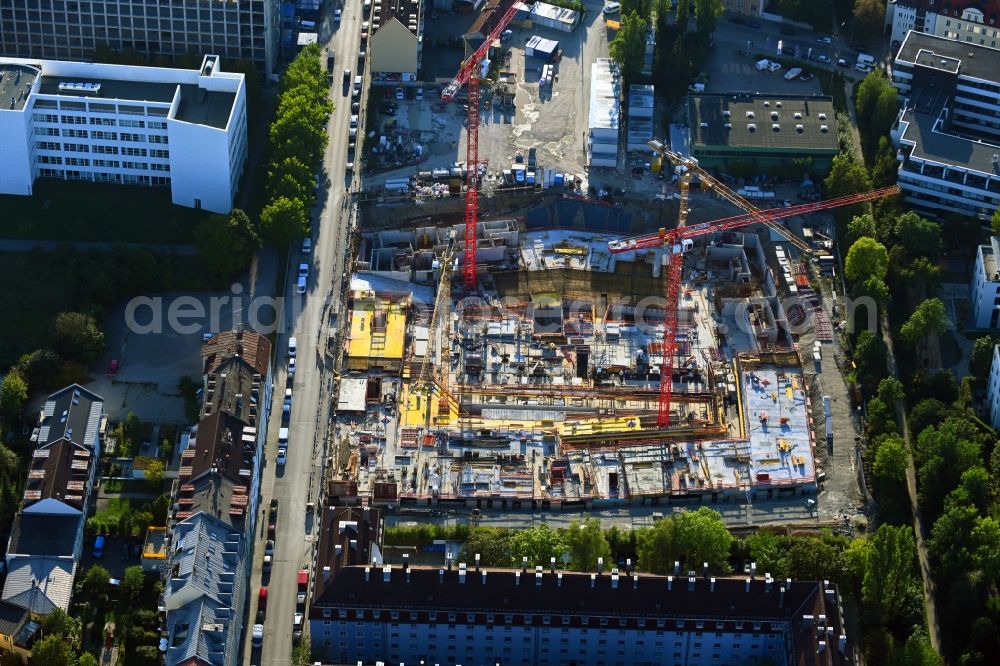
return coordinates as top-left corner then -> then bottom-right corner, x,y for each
202,329 -> 271,377
467,0 -> 514,39
310,507 -> 382,610
178,410 -> 254,529
0,599 -> 29,637
8,514 -> 78,557
25,439 -> 91,510
378,0 -> 421,35
38,384 -> 103,450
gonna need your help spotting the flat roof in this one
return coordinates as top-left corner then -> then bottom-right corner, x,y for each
897,106 -> 1000,175
0,63 -> 38,111
689,94 -> 838,153
347,299 -> 407,361
896,30 -> 1000,82
337,377 -> 368,412
36,75 -> 235,129
742,366 -> 816,487
589,59 -> 621,131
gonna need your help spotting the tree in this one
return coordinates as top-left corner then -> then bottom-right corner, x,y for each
853,330 -> 888,391
259,196 -> 308,248
636,518 -> 676,574
900,298 -> 949,346
30,634 -> 74,666
195,208 -> 261,276
457,527 -> 512,567
78,654 -> 99,666
877,377 -> 905,405
508,523 -> 567,568
51,311 -> 105,364
862,524 -> 916,626
825,154 -> 872,219
15,348 -> 63,390
267,155 -> 316,203
847,213 -> 878,245
122,565 -> 146,604
845,237 -> 888,284
692,0 -> 723,36
992,206 -> 1000,236
0,371 -> 28,422
786,536 -> 847,585
854,0 -> 886,43
855,275 -> 889,308
873,435 -> 908,484
866,397 -> 897,437
929,499 -> 980,579
609,12 -> 648,84
916,416 -> 985,521
890,627 -> 945,666
745,530 -> 790,579
871,136 -> 900,187
144,459 -> 165,487
943,212 -> 982,251
81,565 -> 112,611
565,517 -> 612,572
968,336 -> 998,388
971,515 -> 1000,583
672,507 -> 731,570
892,211 -> 941,259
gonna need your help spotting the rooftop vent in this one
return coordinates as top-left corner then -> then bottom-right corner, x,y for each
796,124 -> 804,133
776,101 -> 782,107
724,123 -> 732,130
818,113 -> 827,120
722,110 -> 731,117
748,123 -> 757,132
771,111 -> 779,120
772,124 -> 780,132
746,111 -> 755,118
794,112 -> 802,119
820,125 -> 829,133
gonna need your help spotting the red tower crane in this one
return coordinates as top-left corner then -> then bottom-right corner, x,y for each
441,1 -> 520,291
619,141 -> 898,428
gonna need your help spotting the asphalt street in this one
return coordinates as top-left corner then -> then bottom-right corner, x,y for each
243,0 -> 361,662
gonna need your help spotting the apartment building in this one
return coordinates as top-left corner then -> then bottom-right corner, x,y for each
2,385 -> 104,617
369,0 -> 424,82
972,237 -> 1000,328
163,329 -> 272,666
889,31 -> 1000,220
0,54 -> 247,213
987,344 -> 1000,428
0,0 -> 278,77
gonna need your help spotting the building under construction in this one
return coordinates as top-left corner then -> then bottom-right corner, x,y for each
331,201 -> 823,511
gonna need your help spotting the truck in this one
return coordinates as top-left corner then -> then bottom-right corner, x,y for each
755,59 -> 770,71
857,53 -> 876,67
784,67 -> 802,80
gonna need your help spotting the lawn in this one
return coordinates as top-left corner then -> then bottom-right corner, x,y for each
0,179 -> 207,245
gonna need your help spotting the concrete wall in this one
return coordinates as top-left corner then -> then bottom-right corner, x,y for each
370,19 -> 418,75
0,105 -> 34,195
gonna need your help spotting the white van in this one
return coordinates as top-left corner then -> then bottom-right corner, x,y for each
857,53 -> 876,66
288,336 -> 297,357
755,59 -> 770,71
603,2 -> 620,14
278,427 -> 289,445
855,62 -> 872,73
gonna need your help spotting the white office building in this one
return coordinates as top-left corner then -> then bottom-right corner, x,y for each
0,54 -> 246,213
972,237 -> 1000,328
987,344 -> 1000,429
588,58 -> 620,169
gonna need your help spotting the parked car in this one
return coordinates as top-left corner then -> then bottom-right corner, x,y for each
268,523 -> 276,539
298,262 -> 309,280
836,58 -> 849,68
334,8 -> 341,21
602,2 -> 620,14
415,88 -> 424,101
301,237 -> 311,253
277,448 -> 287,466
767,61 -> 782,72
252,624 -> 264,647
817,36 -> 832,44
265,540 -> 274,556
288,358 -> 296,375
816,54 -> 831,64
350,114 -> 359,128
748,20 -> 761,29
395,87 -> 404,100
288,336 -> 297,357
281,403 -> 290,424
799,72 -> 814,81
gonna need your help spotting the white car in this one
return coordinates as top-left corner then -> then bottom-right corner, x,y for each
287,336 -> 297,357
767,62 -> 782,72
816,54 -> 831,64
395,87 -> 404,100
288,358 -> 296,375
415,87 -> 423,101
301,237 -> 312,253
277,448 -> 287,466
350,114 -> 359,128
252,624 -> 263,647
603,2 -> 620,14
298,262 -> 309,280
334,8 -> 341,21
817,36 -> 832,44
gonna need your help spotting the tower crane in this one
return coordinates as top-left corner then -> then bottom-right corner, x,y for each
441,1 -> 520,291
620,140 -> 898,427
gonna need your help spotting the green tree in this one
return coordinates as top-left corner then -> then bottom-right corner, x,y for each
877,377 -> 905,405
929,499 -> 980,579
971,515 -> 1000,583
855,275 -> 889,307
457,527 -> 512,567
745,531 -> 790,579
51,311 -> 105,364
195,208 -> 261,276
871,136 -> 900,187
636,518 -> 676,574
0,371 -> 28,422
565,517 -> 612,572
786,536 -> 847,585
30,634 -> 74,666
15,348 -> 63,390
900,298 -> 949,346
992,206 -> 1000,236
825,154 -> 872,221
873,434 -> 908,484
846,213 -> 877,245
692,0 -> 723,35
853,0 -> 886,43
672,507 -> 732,570
144,459 -> 166,487
509,523 -> 567,568
81,565 -> 112,611
122,565 -> 146,604
853,330 -> 888,391
40,607 -> 81,648
908,398 -> 951,436
862,524 -> 916,626
890,627 -> 945,666
267,155 -> 317,203
259,196 -> 308,248
844,236 -> 889,284
968,336 -> 998,388
78,654 -> 99,666
892,211 -> 941,259
916,416 -> 985,521
608,12 -> 648,85
866,397 -> 897,437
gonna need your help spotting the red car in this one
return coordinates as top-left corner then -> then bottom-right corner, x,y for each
268,523 -> 276,539
107,359 -> 119,377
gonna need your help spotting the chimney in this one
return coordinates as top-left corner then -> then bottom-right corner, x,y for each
438,568 -> 444,583
710,577 -> 716,592
590,574 -> 596,589
447,553 -> 453,571
403,554 -> 410,572
765,574 -> 773,592
626,558 -> 632,575
817,641 -> 827,654
632,574 -> 638,590
668,576 -> 673,591
818,614 -> 827,626
522,557 -> 528,573
745,578 -> 751,593
750,562 -> 757,579
839,635 -> 847,653
382,565 -> 391,582
323,566 -> 331,582
801,615 -> 814,630
824,587 -> 836,602
779,585 -> 785,607
611,570 -> 619,589
481,570 -> 487,585
597,557 -> 604,575
687,576 -> 695,592
703,562 -> 709,579
365,566 -> 371,582
475,553 -> 481,572
515,571 -> 521,586
557,572 -> 563,587
550,557 -> 556,574
459,563 -> 467,584
536,567 -> 543,586
786,578 -> 791,592
674,561 -> 680,575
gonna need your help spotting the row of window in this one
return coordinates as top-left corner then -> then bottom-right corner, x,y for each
36,168 -> 170,187
32,114 -> 168,131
